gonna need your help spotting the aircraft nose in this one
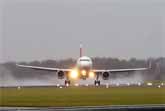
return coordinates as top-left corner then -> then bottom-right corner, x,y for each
80,61 -> 91,66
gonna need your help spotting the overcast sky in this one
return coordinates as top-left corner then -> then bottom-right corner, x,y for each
0,0 -> 165,62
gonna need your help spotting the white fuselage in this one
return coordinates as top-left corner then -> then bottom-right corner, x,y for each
76,56 -> 93,79
77,56 -> 92,69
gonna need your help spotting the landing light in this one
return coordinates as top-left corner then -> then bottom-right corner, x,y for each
81,70 -> 86,76
17,86 -> 21,90
147,82 -> 152,86
89,71 -> 95,78
138,82 -> 141,86
74,83 -> 79,86
161,83 -> 164,86
70,70 -> 78,79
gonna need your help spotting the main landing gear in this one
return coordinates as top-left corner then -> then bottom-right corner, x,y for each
94,73 -> 100,86
65,80 -> 70,86
94,80 -> 100,86
65,74 -> 71,86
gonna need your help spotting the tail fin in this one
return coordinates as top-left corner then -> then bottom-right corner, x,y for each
80,43 -> 83,57
149,61 -> 152,69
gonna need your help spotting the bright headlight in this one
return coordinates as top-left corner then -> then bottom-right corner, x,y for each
70,70 -> 78,79
81,70 -> 86,76
89,71 -> 95,78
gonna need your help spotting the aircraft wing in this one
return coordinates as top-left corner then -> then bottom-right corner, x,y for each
93,61 -> 151,73
93,67 -> 149,73
16,64 -> 71,72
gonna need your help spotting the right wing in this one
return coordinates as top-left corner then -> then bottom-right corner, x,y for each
16,64 -> 72,72
93,61 -> 151,73
93,67 -> 149,73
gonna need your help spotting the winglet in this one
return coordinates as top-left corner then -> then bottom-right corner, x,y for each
148,60 -> 152,69
16,64 -> 25,68
16,64 -> 20,67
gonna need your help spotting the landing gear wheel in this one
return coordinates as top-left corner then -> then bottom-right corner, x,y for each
65,80 -> 70,86
94,80 -> 100,86
98,81 -> 100,86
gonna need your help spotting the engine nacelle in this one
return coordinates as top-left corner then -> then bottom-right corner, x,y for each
102,72 -> 110,80
57,71 -> 65,79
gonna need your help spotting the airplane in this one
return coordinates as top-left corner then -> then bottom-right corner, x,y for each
16,44 -> 151,86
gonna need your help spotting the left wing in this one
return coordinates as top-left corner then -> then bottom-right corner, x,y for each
16,64 -> 72,72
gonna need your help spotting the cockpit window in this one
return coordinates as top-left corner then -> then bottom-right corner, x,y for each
80,59 -> 90,61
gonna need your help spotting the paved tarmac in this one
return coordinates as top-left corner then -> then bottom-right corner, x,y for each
1,104 -> 165,111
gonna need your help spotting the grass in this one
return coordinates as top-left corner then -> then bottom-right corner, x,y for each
0,86 -> 165,107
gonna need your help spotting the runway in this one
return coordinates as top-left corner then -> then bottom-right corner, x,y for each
1,104 -> 165,111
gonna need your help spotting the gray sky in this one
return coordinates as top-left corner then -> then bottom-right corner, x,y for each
0,0 -> 165,62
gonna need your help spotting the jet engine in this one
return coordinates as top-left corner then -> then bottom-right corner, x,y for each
57,71 -> 65,79
102,72 -> 110,80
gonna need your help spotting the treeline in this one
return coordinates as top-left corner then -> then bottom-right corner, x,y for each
1,57 -> 165,80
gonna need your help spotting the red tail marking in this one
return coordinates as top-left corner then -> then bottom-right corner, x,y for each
80,44 -> 82,57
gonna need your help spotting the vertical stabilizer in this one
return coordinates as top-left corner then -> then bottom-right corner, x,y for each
80,43 -> 83,57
